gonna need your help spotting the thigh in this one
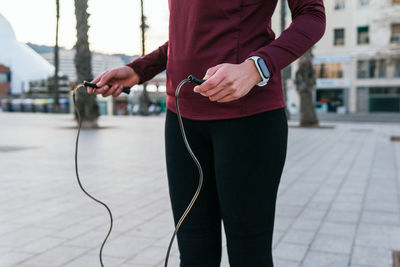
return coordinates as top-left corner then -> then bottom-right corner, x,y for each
212,108 -> 288,267
165,110 -> 222,266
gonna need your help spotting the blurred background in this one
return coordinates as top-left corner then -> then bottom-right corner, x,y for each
0,0 -> 400,121
1,0 -> 400,267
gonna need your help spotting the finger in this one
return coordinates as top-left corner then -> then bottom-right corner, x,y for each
87,86 -> 94,94
193,64 -> 223,93
91,73 -> 104,84
216,93 -> 238,103
194,71 -> 224,94
103,84 -> 119,97
112,85 -> 124,97
203,64 -> 221,80
87,73 -> 105,94
96,85 -> 109,95
199,83 -> 226,98
208,86 -> 233,102
97,70 -> 115,87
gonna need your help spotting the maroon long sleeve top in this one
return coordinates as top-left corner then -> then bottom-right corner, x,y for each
127,0 -> 326,120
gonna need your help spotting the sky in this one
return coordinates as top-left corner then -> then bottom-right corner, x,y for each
1,0 -> 169,56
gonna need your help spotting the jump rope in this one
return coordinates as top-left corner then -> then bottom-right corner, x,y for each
72,75 -> 205,267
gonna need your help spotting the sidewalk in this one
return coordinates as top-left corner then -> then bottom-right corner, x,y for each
0,112 -> 399,267
289,112 -> 400,123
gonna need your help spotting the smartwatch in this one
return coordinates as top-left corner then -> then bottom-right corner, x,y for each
247,56 -> 270,87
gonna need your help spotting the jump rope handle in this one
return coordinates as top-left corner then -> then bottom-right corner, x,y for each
83,81 -> 131,94
188,75 -> 205,85
83,75 -> 204,94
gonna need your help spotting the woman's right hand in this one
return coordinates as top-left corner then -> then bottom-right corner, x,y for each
88,66 -> 140,97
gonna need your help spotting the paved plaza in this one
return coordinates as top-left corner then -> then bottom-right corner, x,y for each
0,112 -> 400,267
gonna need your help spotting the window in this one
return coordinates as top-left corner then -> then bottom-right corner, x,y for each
357,59 -> 386,78
357,61 -> 368,78
335,0 -> 345,9
0,73 -> 8,83
358,0 -> 370,6
315,63 -> 344,78
369,87 -> 400,112
378,59 -> 386,77
370,87 -> 400,95
357,26 -> 369,44
334,28 -> 345,46
391,24 -> 400,43
395,59 -> 400,77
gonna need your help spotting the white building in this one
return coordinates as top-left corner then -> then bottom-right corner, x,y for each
273,0 -> 400,113
41,49 -> 127,82
0,13 -> 54,95
41,49 -> 167,92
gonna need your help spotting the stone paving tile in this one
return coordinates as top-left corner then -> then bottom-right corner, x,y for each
62,253 -> 126,267
63,228 -> 121,249
354,223 -> 400,249
17,245 -> 90,266
101,235 -> 155,259
318,221 -> 357,237
301,250 -> 350,267
349,245 -> 393,267
0,226 -> 56,248
274,258 -> 301,267
325,209 -> 360,224
274,216 -> 295,231
275,204 -> 304,218
1,114 -> 400,267
291,218 -> 321,232
360,210 -> 400,226
311,233 -> 354,254
297,207 -> 326,221
1,251 -> 35,266
274,242 -> 309,262
280,229 -> 315,246
272,229 -> 285,248
15,236 -> 67,254
123,245 -> 170,265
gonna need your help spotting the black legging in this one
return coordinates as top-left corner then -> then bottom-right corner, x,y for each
165,107 -> 288,267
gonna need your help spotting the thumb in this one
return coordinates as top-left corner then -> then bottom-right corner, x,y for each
97,70 -> 114,87
203,64 -> 222,80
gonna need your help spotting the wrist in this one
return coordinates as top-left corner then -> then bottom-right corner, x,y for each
241,60 -> 262,86
246,56 -> 270,87
123,66 -> 140,85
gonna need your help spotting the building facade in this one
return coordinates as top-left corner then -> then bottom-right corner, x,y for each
41,50 -> 127,82
273,0 -> 400,113
0,65 -> 11,96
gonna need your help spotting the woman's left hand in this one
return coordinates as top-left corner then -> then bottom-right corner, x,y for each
193,60 -> 262,103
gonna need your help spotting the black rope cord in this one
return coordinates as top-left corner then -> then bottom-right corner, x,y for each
164,77 -> 204,267
72,75 -> 204,267
72,85 -> 113,267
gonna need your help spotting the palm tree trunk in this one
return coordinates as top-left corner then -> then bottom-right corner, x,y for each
280,0 -> 291,119
74,0 -> 99,128
53,0 -> 60,113
139,0 -> 150,115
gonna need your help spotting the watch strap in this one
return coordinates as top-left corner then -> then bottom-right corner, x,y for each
247,56 -> 270,86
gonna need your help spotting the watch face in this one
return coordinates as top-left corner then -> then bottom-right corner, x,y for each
256,58 -> 270,79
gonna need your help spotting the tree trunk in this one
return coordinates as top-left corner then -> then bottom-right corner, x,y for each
139,0 -> 150,115
299,90 -> 319,127
74,0 -> 99,128
53,0 -> 60,113
295,49 -> 319,127
280,0 -> 291,119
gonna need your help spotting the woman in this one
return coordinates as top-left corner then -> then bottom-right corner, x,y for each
89,0 -> 325,266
